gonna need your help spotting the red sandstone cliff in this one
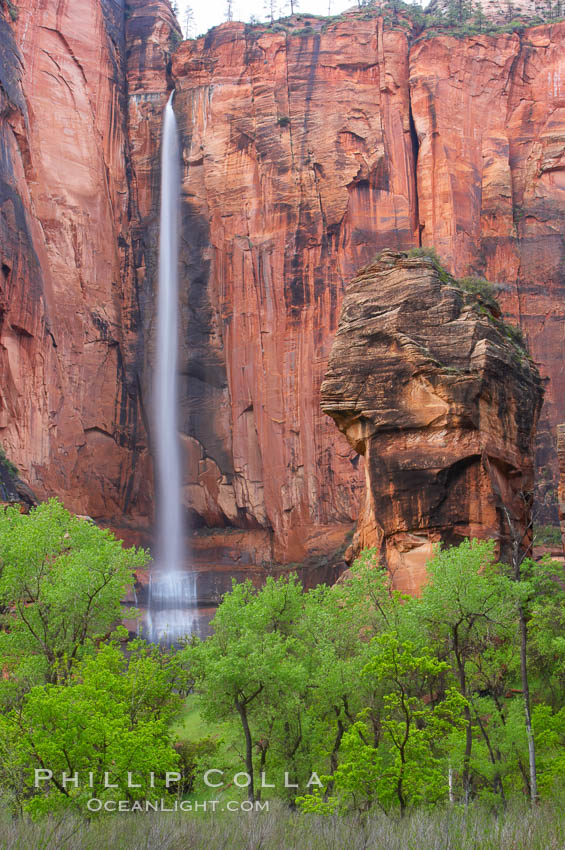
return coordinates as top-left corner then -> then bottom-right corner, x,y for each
409,26 -> 565,518
163,15 -> 565,559
557,424 -> 565,556
321,251 -> 543,590
1,3 -> 564,567
0,0 -> 154,522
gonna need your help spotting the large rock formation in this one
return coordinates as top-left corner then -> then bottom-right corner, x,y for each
321,251 -> 543,591
159,14 -> 565,560
0,2 -> 564,570
0,0 -> 153,523
557,424 -> 565,557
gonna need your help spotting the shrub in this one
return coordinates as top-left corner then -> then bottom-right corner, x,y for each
169,29 -> 182,51
504,321 -> 527,351
535,525 -> 562,547
175,736 -> 219,794
457,276 -> 498,301
406,246 -> 454,284
0,445 -> 18,480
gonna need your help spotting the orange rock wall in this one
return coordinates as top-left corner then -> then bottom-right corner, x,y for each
410,26 -> 565,519
170,20 -> 417,559
0,0 -> 153,522
160,18 -> 565,556
1,4 -> 564,562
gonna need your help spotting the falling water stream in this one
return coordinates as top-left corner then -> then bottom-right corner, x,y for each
147,92 -> 197,644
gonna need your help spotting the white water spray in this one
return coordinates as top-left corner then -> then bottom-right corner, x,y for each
148,92 -> 197,644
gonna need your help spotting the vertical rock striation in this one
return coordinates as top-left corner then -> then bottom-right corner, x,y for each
164,18 -> 419,560
156,15 -> 565,560
321,251 -> 543,591
0,3 -> 564,570
0,0 -> 152,522
557,424 -> 565,557
409,24 -> 565,519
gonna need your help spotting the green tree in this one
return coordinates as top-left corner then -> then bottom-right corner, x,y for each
183,576 -> 307,802
0,500 -> 148,694
500,496 -> 542,803
0,639 -> 185,815
299,633 -> 466,815
420,539 -> 514,803
361,633 -> 466,815
296,553 -> 401,777
527,556 -> 565,708
513,554 -> 565,797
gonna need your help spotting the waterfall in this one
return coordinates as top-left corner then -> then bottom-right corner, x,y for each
148,91 -> 197,645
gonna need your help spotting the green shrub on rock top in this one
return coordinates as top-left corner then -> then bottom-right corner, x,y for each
0,445 -> 18,480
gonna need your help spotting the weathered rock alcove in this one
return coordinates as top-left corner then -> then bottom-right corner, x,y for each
321,250 -> 543,591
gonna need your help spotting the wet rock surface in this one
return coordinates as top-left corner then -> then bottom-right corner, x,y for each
0,4 -> 563,575
321,251 -> 543,590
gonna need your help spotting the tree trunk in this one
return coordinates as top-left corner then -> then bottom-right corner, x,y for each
518,602 -> 538,803
499,495 -> 538,805
235,699 -> 255,803
454,642 -> 472,804
473,702 -> 506,806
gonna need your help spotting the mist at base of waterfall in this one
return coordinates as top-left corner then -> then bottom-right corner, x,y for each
145,571 -> 199,646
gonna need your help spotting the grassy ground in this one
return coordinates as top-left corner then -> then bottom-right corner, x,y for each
169,694 -> 211,741
1,798 -> 565,850
170,694 -> 245,804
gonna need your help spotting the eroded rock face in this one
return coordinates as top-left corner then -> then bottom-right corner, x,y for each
557,425 -> 565,557
1,3 -> 564,570
127,14 -> 420,559
321,251 -> 543,591
154,16 -> 565,560
0,0 -> 155,523
409,25 -> 565,520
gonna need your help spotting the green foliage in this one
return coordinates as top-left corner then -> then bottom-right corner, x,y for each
406,246 -> 455,285
405,245 -> 445,266
183,538 -> 565,813
326,638 -> 466,814
0,500 -> 148,692
0,445 -> 18,480
183,575 -> 310,801
175,736 -> 219,794
402,248 -> 531,357
525,556 -> 565,709
534,524 -> 561,546
2,495 -> 565,822
457,275 -> 499,303
0,640 -> 186,815
504,321 -> 527,351
0,500 -> 190,817
277,115 -> 291,127
169,29 -> 182,51
533,704 -> 565,793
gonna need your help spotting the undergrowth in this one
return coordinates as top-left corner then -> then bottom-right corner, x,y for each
1,796 -> 564,850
